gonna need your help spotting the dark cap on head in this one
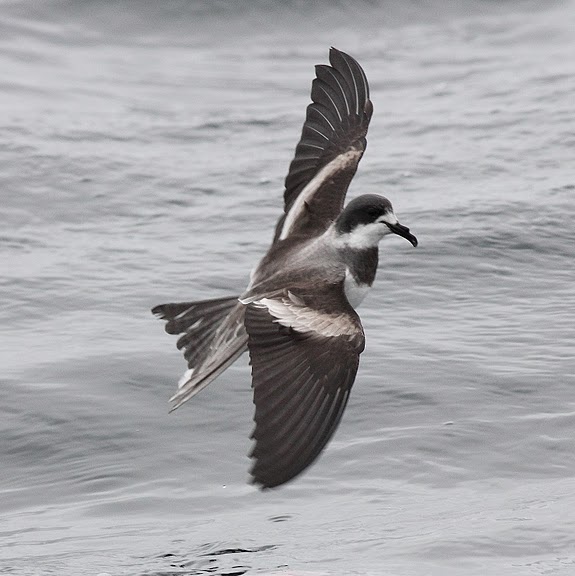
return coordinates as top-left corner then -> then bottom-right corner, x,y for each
335,194 -> 394,234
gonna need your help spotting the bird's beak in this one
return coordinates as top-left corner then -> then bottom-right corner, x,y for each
386,222 -> 418,247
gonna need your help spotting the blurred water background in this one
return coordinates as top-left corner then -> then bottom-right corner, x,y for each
1,0 -> 575,574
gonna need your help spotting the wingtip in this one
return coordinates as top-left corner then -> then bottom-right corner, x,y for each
248,475 -> 263,490
329,46 -> 354,62
249,470 -> 289,491
329,46 -> 346,62
248,469 -> 276,491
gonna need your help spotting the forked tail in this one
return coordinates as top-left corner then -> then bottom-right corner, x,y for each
152,296 -> 248,410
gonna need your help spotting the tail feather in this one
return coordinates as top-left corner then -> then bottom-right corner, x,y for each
152,296 -> 239,370
169,332 -> 248,411
152,295 -> 238,335
152,296 -> 248,410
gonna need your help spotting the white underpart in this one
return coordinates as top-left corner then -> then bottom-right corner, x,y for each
279,149 -> 362,241
344,268 -> 370,308
255,296 -> 358,338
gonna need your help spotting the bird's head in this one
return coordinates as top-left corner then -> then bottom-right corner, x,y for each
334,194 -> 418,249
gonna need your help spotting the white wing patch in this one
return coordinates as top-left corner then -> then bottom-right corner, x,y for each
279,149 -> 362,241
254,295 -> 358,338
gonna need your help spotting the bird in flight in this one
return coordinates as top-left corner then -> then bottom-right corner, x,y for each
153,48 -> 417,489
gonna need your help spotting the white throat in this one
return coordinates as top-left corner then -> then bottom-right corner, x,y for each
334,219 -> 395,251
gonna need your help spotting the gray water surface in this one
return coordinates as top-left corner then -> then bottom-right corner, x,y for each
1,1 -> 575,575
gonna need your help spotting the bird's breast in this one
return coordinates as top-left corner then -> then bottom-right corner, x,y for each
344,268 -> 371,308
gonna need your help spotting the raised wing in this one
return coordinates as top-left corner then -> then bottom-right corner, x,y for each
274,47 -> 373,243
244,288 -> 365,488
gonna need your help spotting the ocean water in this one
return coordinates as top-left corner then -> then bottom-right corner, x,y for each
1,0 -> 575,574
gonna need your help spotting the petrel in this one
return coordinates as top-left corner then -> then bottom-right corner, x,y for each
153,48 -> 417,489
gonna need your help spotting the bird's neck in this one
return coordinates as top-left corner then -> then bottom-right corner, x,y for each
340,247 -> 378,308
342,245 -> 379,286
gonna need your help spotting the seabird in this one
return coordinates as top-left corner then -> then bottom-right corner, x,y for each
153,48 -> 417,489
